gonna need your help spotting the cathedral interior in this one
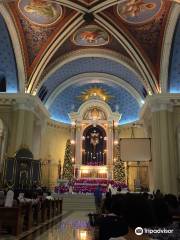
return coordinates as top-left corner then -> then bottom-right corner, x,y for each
0,0 -> 180,239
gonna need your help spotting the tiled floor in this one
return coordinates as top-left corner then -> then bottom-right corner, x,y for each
3,211 -> 180,240
0,211 -> 95,240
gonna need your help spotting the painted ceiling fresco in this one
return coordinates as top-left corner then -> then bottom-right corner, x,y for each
8,1 -> 77,69
102,0 -> 171,73
1,0 -> 179,124
5,0 -> 171,77
18,0 -> 63,26
117,0 -> 163,25
72,25 -> 110,46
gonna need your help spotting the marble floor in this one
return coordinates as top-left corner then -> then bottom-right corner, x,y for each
0,211 -> 95,240
0,210 -> 164,240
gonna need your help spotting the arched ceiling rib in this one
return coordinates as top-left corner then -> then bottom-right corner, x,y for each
2,0 -> 177,94
39,56 -> 146,101
168,16 -> 180,93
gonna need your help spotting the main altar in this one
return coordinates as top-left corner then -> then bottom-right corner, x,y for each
69,88 -> 121,180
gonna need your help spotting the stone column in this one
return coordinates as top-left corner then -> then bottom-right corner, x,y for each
8,109 -> 25,155
22,110 -> 35,150
150,101 -> 177,194
107,123 -> 113,165
8,102 -> 35,155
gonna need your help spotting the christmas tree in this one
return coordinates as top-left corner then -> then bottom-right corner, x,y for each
113,141 -> 126,182
62,139 -> 73,180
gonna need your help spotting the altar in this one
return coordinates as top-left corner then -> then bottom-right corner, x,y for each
69,93 -> 121,180
80,166 -> 108,179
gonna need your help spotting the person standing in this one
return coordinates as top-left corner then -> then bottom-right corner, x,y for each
94,185 -> 102,213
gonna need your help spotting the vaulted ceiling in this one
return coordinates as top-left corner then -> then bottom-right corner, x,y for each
0,0 -> 179,124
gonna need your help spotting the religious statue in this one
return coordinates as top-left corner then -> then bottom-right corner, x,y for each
24,0 -> 58,18
90,132 -> 99,151
119,0 -> 156,18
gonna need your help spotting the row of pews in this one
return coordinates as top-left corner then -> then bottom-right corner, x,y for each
0,199 -> 62,236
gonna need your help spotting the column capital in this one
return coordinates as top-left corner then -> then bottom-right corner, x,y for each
150,100 -> 173,113
140,93 -> 180,120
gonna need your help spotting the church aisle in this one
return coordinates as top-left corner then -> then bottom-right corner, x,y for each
0,209 -> 152,240
23,211 -> 94,240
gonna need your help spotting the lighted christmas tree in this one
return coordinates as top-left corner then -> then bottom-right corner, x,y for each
62,139 -> 73,180
113,141 -> 126,182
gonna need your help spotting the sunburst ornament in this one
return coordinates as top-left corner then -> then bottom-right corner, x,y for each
78,87 -> 112,102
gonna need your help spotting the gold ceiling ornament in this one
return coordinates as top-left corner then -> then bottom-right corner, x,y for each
78,87 -> 112,102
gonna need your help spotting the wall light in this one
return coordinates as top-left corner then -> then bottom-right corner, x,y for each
114,140 -> 118,145
71,121 -> 76,126
71,140 -> 75,145
80,230 -> 87,240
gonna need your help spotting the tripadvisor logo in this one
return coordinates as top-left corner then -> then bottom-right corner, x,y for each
135,227 -> 143,236
135,227 -> 174,235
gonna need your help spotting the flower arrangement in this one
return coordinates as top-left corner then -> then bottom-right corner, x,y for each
55,178 -> 127,194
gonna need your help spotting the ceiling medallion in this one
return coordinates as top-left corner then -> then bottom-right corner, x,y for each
72,25 -> 110,46
78,87 -> 112,102
18,0 -> 63,27
117,0 -> 163,25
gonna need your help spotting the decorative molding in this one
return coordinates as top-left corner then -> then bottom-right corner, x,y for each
39,48 -> 141,88
47,119 -> 70,130
0,93 -> 50,120
69,98 -> 121,123
140,93 -> 180,118
159,2 -> 180,92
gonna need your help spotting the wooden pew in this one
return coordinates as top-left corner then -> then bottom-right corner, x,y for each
0,207 -> 23,236
41,200 -> 48,222
20,202 -> 33,230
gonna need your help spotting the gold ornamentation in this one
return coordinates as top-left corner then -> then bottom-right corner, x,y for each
78,87 -> 112,102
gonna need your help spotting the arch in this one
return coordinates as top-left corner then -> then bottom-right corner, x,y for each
159,2 -> 180,92
0,3 -> 25,93
45,73 -> 144,109
69,98 -> 121,123
37,48 -> 144,93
